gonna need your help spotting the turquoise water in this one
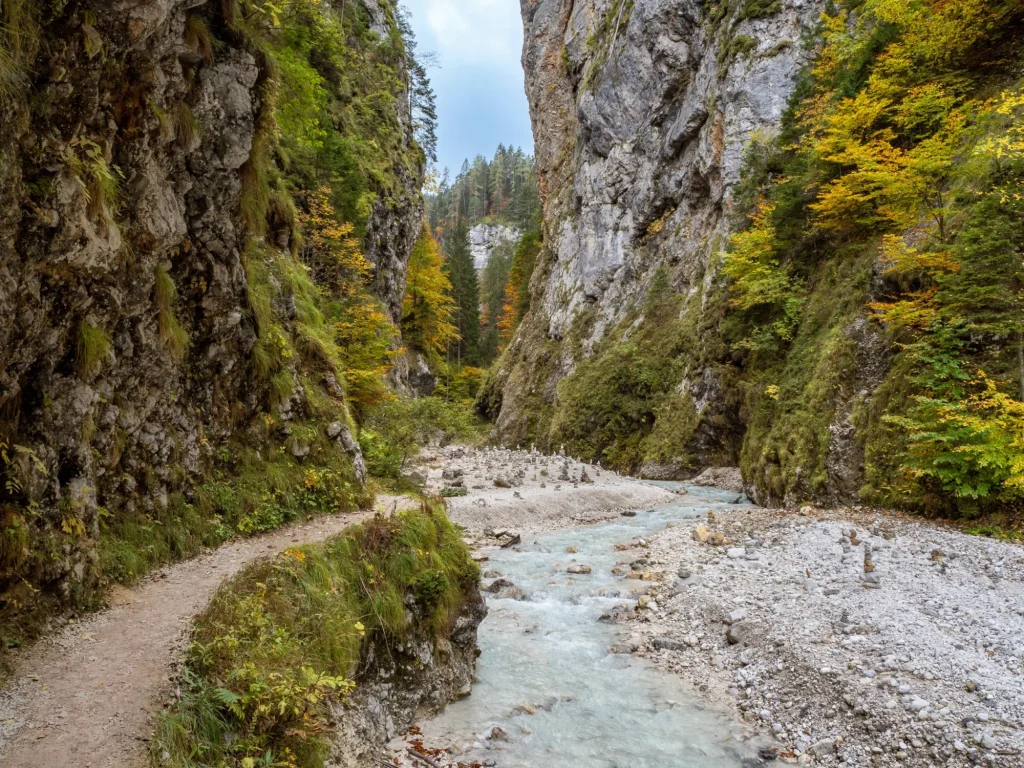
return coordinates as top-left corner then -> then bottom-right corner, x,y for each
415,485 -> 762,767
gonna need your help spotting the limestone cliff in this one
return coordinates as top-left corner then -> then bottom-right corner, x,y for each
469,223 -> 521,271
486,0 -> 823,485
0,0 -> 423,633
489,0 -> 1024,514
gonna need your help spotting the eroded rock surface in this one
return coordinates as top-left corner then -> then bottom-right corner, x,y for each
487,0 -> 856,500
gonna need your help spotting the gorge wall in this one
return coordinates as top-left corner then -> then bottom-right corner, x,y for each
485,0 -> 828,493
0,0 -> 423,635
486,0 -> 1024,515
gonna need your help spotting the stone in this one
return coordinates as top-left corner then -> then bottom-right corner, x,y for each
488,726 -> 509,742
567,564 -> 592,575
726,625 -> 748,646
727,547 -> 746,559
809,738 -> 835,757
728,608 -> 748,624
485,578 -> 516,593
907,698 -> 930,713
652,637 -> 687,652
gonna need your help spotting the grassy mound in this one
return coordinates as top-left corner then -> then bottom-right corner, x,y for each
150,501 -> 478,768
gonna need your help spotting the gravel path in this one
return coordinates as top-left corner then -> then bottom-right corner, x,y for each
0,496 -> 418,768
620,505 -> 1024,767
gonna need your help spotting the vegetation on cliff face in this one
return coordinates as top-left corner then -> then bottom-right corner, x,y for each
486,0 -> 1023,524
724,0 -> 1024,516
150,502 -> 479,768
0,0 -> 442,654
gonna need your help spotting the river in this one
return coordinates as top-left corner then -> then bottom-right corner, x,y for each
410,484 -> 764,767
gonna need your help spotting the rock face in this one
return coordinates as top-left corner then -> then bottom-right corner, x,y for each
487,0 -> 853,499
469,223 -> 521,271
328,586 -> 487,766
0,0 -> 419,612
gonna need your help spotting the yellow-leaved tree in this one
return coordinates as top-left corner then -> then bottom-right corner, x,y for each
401,222 -> 458,361
297,186 -> 397,412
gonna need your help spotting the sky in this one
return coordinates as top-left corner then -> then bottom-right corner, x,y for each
400,0 -> 534,177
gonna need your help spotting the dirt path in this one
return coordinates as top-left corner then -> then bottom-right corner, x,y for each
0,495 -> 419,768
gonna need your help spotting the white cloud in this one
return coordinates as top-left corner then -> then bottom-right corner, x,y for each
420,0 -> 523,65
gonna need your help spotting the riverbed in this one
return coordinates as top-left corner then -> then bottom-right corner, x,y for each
395,485 -> 764,767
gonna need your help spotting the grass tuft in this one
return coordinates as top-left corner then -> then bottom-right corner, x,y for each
221,0 -> 239,28
154,267 -> 190,360
0,0 -> 39,103
184,14 -> 215,63
172,101 -> 202,151
76,321 -> 111,379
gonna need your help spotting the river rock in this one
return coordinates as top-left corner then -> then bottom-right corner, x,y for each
485,578 -> 516,593
652,637 -> 687,652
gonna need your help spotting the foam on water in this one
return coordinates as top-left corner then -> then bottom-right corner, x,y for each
416,484 -> 762,767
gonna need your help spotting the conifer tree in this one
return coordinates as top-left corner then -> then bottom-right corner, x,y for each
443,219 -> 480,365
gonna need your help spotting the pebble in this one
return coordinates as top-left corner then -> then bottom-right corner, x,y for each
907,697 -> 930,712
728,608 -> 748,624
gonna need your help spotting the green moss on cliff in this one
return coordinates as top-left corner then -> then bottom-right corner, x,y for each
722,0 -> 1024,514
738,251 -> 873,500
550,270 -> 707,471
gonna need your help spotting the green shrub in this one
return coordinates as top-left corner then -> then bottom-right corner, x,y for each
359,397 -> 486,478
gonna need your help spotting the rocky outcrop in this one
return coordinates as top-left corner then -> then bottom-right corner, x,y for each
328,586 -> 487,766
0,0 -> 420,618
469,223 -> 521,271
488,0 -> 855,497
0,1 -> 264,609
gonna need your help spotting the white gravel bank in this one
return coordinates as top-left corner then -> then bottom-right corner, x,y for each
620,504 -> 1024,767
413,446 -> 681,535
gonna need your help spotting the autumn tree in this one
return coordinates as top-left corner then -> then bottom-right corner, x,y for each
497,231 -> 541,349
722,0 -> 1024,513
402,222 -> 458,361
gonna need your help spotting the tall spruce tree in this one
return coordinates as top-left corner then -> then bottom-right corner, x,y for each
444,219 -> 480,365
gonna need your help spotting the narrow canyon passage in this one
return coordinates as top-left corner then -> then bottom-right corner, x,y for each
1,1 -> 1023,767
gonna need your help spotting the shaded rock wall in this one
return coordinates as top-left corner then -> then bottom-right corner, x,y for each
328,586 -> 487,766
0,0 -> 420,612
